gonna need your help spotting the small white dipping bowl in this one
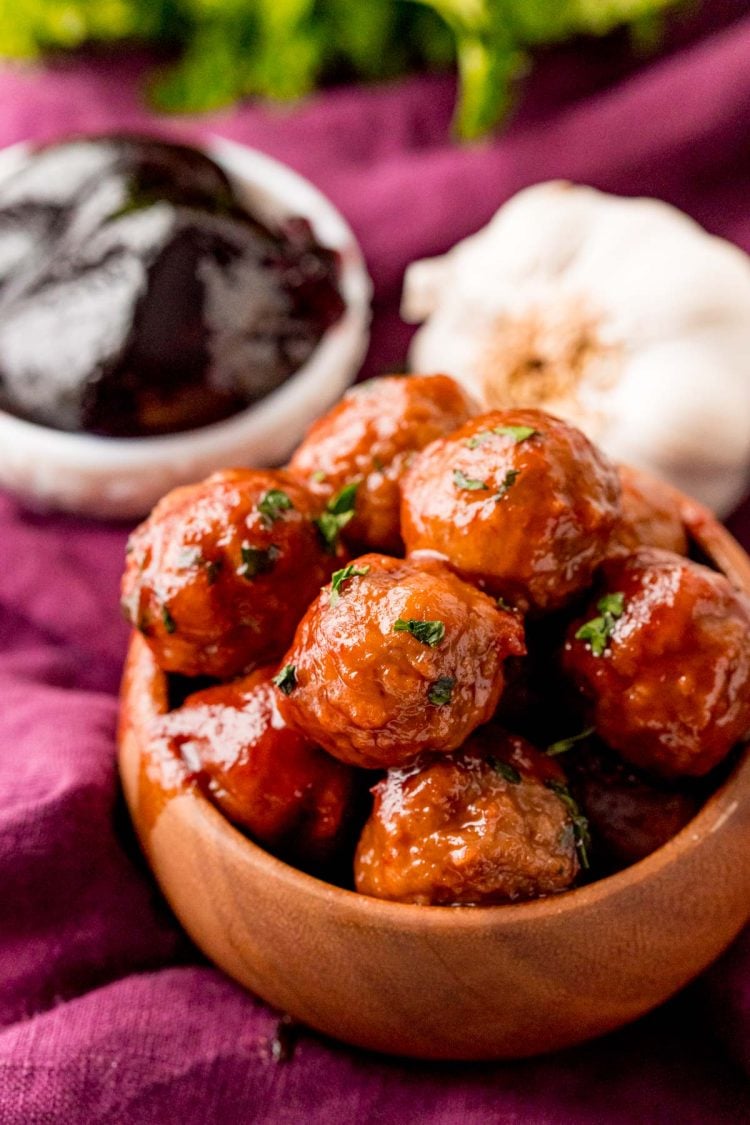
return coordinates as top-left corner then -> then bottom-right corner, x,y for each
0,137 -> 372,519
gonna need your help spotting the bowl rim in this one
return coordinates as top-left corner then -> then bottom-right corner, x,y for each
122,485 -> 750,932
0,133 -> 371,463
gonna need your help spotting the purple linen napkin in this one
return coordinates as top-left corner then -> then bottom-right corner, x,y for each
2,4 -> 750,1119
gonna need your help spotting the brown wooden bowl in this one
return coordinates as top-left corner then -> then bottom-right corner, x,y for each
118,490 -> 750,1060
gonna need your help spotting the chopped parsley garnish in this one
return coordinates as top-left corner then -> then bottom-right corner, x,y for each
393,618 -> 446,647
258,489 -> 293,525
428,677 -> 455,705
545,780 -> 591,869
330,563 -> 370,604
315,482 -> 358,551
547,727 -> 595,757
496,595 -> 515,613
488,757 -> 521,784
239,544 -> 280,579
493,425 -> 538,443
495,469 -> 519,500
574,592 -> 626,657
453,469 -> 488,491
464,431 -> 494,450
272,664 -> 297,695
161,606 -> 176,634
311,470 -> 327,484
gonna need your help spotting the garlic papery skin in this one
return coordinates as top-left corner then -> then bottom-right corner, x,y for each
402,182 -> 750,515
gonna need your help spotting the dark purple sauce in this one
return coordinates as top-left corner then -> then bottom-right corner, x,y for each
0,136 -> 345,437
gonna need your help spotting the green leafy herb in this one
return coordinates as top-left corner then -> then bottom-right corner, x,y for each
239,544 -> 280,579
272,664 -> 297,696
428,677 -> 455,705
488,757 -> 522,784
258,489 -> 293,525
546,780 -> 591,869
393,618 -> 446,647
161,606 -> 176,634
495,469 -> 519,500
314,482 -> 358,552
330,563 -> 370,605
464,431 -> 494,450
453,469 -> 488,491
547,727 -> 595,757
575,592 -> 626,657
496,596 -> 515,613
3,2 -> 683,141
310,470 -> 327,484
493,425 -> 538,443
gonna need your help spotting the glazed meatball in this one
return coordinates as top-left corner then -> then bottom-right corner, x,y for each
569,743 -> 700,869
287,374 -> 476,553
354,729 -> 581,905
563,548 -> 750,777
401,409 -> 621,612
609,465 -> 688,556
277,554 -> 525,769
122,469 -> 340,679
150,668 -> 356,867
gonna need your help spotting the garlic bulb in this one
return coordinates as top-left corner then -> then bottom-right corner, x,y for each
402,182 -> 750,514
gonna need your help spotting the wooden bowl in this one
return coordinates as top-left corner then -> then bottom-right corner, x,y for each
118,492 -> 750,1060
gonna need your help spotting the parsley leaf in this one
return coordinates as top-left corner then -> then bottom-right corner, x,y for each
161,606 -> 176,634
453,469 -> 488,491
393,618 -> 446,647
495,469 -> 519,500
428,677 -> 455,705
547,727 -> 595,757
574,592 -> 626,657
487,757 -> 522,784
330,563 -> 370,605
546,780 -> 591,869
493,425 -> 538,443
258,489 -> 293,525
272,664 -> 297,696
464,431 -> 494,450
314,482 -> 358,551
311,470 -> 327,484
239,544 -> 280,579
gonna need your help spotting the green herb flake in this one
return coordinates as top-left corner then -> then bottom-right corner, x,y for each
464,431 -> 494,450
330,563 -> 370,605
258,489 -> 293,525
311,470 -> 327,484
272,664 -> 297,696
453,469 -> 488,492
547,727 -> 595,757
574,592 -> 626,657
488,757 -> 522,784
495,469 -> 520,500
161,606 -> 176,634
428,677 -> 455,706
493,425 -> 538,443
496,596 -> 515,613
314,482 -> 358,552
239,544 -> 280,579
393,618 -> 446,647
546,780 -> 591,869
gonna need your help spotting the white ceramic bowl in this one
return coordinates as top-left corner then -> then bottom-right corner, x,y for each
0,137 -> 371,518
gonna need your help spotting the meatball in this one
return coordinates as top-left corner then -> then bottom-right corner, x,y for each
277,554 -> 525,769
609,465 -> 687,556
287,373 -> 476,553
150,668 -> 356,868
122,468 -> 340,679
569,743 -> 700,869
354,729 -> 581,905
401,409 -> 621,612
563,548 -> 750,777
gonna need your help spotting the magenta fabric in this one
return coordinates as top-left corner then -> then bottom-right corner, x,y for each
2,4 -> 750,1120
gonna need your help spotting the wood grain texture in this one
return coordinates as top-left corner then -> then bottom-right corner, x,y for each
118,492 -> 750,1060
